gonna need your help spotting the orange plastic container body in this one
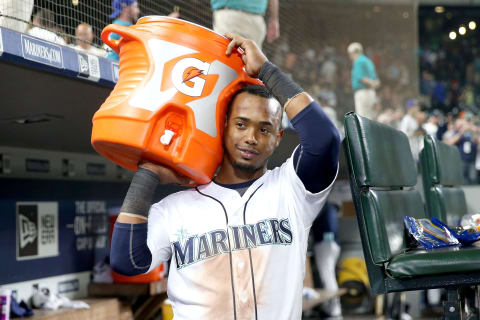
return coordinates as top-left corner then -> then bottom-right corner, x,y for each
111,266 -> 164,284
92,16 -> 260,184
108,215 -> 165,283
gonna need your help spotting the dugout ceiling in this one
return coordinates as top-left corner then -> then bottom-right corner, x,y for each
0,60 -> 109,154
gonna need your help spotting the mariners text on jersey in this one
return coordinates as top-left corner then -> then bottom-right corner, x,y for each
172,217 -> 293,269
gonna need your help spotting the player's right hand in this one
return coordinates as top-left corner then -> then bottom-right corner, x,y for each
224,33 -> 268,78
139,161 -> 193,186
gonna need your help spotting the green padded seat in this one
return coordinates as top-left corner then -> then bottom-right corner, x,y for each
420,135 -> 468,224
387,245 -> 480,278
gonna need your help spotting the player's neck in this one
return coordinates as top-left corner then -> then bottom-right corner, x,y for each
215,161 -> 266,185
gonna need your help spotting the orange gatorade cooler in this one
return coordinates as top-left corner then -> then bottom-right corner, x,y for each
92,16 -> 260,184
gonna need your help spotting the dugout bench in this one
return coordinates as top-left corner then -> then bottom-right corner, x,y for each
343,112 -> 480,319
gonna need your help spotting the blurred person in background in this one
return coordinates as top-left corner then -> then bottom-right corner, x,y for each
106,0 -> 180,61
423,110 -> 441,137
312,203 -> 342,320
400,99 -> 426,163
211,0 -> 279,49
72,23 -> 105,56
399,98 -> 420,137
443,115 -> 480,184
0,0 -> 33,33
27,9 -> 66,45
448,80 -> 462,111
106,0 -> 141,61
432,80 -> 447,112
320,48 -> 338,86
378,107 -> 404,129
436,112 -> 453,141
460,83 -> 475,110
348,42 -> 380,120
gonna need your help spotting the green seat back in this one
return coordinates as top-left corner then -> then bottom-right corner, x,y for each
361,189 -> 425,263
345,113 -> 417,188
420,135 -> 468,224
428,187 -> 468,225
344,113 -> 426,264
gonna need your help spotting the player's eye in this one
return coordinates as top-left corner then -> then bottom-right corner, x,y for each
236,122 -> 246,129
260,127 -> 271,134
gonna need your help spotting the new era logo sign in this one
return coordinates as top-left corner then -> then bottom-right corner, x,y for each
77,52 -> 100,82
78,53 -> 89,77
78,54 -> 88,75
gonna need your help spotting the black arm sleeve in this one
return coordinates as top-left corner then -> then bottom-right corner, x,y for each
291,101 -> 341,193
110,222 -> 152,276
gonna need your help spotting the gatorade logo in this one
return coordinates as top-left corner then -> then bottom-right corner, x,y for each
129,39 -> 237,137
172,58 -> 211,97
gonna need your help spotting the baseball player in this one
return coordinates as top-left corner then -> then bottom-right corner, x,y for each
110,33 -> 340,319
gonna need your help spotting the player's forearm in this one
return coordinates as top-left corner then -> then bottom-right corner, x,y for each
257,61 -> 313,119
118,167 -> 159,224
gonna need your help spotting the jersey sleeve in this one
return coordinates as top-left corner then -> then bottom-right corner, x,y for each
146,200 -> 172,273
280,149 -> 338,230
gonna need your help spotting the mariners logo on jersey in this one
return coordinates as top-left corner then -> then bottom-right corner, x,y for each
172,218 -> 293,269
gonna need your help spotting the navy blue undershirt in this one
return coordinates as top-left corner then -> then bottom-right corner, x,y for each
110,100 -> 341,276
291,101 -> 340,193
213,179 -> 258,196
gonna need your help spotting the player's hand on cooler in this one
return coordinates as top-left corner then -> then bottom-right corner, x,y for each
139,161 -> 193,186
225,33 -> 268,78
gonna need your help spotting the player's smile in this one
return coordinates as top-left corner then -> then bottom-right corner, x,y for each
236,146 -> 259,160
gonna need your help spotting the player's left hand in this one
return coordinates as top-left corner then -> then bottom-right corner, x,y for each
225,33 -> 268,78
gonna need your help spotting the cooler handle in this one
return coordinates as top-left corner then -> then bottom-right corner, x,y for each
101,24 -> 138,53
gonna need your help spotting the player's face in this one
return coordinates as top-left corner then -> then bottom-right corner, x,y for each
223,92 -> 284,173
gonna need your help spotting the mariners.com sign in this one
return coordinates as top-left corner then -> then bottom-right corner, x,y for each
16,202 -> 59,260
21,35 -> 63,68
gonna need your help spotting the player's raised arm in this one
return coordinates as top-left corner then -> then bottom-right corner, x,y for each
226,33 -> 341,193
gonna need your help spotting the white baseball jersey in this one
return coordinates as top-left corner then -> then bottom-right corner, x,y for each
147,153 -> 336,319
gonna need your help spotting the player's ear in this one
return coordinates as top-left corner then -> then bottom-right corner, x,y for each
275,129 -> 284,147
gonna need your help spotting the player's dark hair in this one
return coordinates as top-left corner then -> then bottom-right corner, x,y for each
226,84 -> 282,124
235,84 -> 274,100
